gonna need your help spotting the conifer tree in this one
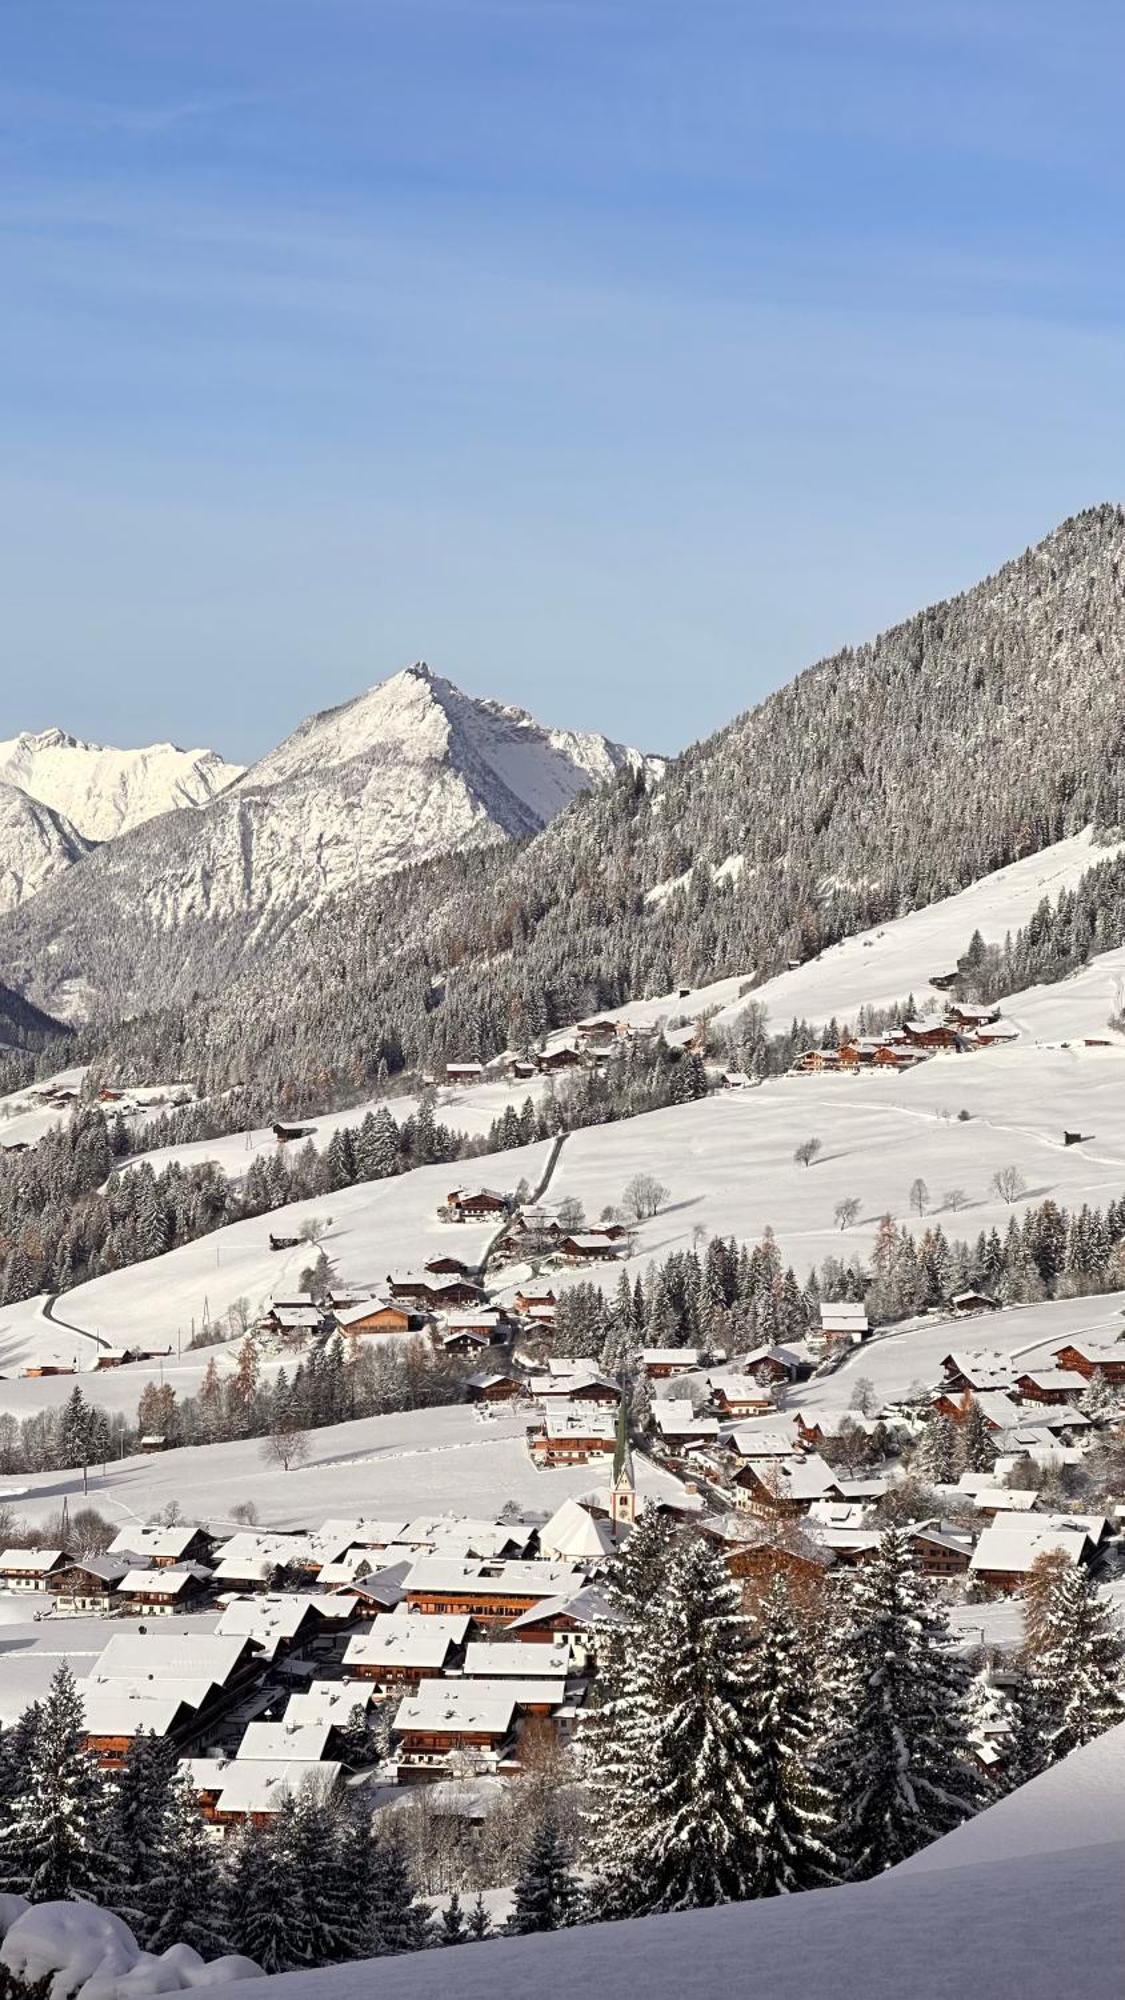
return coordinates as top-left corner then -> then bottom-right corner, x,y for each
439,1891 -> 466,1944
107,1729 -> 180,1939
957,1397 -> 997,1473
587,1532 -> 759,1916
0,1667 -> 116,1904
824,1530 -> 980,1878
146,1774 -> 231,1960
1026,1562 -> 1124,1761
913,1413 -> 957,1485
369,1824 -> 427,1954
746,1577 -> 838,1895
466,1891 -> 492,1940
508,1815 -> 577,1934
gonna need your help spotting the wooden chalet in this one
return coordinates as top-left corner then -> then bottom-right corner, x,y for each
444,1186 -> 510,1222
387,1272 -> 484,1309
392,1682 -> 518,1782
343,1612 -> 470,1684
425,1254 -> 476,1278
47,1556 -> 130,1614
535,1045 -> 582,1074
902,1020 -> 963,1051
467,1369 -> 526,1402
119,1566 -> 212,1615
1015,1369 -> 1088,1407
333,1299 -> 414,1339
1052,1340 -> 1125,1385
909,1524 -> 973,1578
528,1409 -> 618,1466
402,1557 -> 587,1627
514,1287 -> 557,1322
108,1524 -> 216,1570
444,1062 -> 485,1085
559,1232 -> 626,1264
640,1347 -> 706,1379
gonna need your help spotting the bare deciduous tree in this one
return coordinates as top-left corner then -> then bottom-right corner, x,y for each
992,1164 -> 1028,1205
943,1187 -> 969,1212
834,1196 -> 861,1231
793,1136 -> 823,1168
622,1173 -> 669,1221
262,1419 -> 309,1472
909,1176 -> 930,1217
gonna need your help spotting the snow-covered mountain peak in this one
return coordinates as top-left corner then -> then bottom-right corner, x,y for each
0,729 -> 242,844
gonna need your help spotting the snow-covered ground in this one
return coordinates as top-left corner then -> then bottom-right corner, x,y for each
127,1076 -> 549,1184
545,1042 -> 1125,1284
583,829 -> 1124,1042
0,1402 -> 693,1536
0,1137 -> 552,1409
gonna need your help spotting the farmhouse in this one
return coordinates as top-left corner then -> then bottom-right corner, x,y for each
640,1347 -> 706,1379
651,1399 -> 721,1448
392,1682 -> 518,1781
559,1232 -> 627,1263
108,1523 -> 215,1570
466,1369 -> 526,1403
444,1186 -> 510,1222
941,1350 -> 1013,1393
387,1272 -> 485,1308
818,1300 -> 870,1346
119,1566 -> 212,1615
205,1759 -> 345,1827
1016,1369 -> 1088,1406
0,1547 -> 67,1591
708,1375 -> 774,1419
969,1518 -> 1099,1595
47,1556 -> 130,1614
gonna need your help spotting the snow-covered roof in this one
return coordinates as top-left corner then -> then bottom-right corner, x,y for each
236,1720 -> 334,1762
405,1557 -> 585,1599
392,1682 -> 516,1738
1017,1369 -> 1088,1392
461,1641 -> 570,1681
282,1682 -> 372,1726
0,1547 -> 64,1571
212,1759 -> 343,1817
107,1524 -> 205,1561
91,1631 -> 247,1685
343,1613 -> 469,1672
652,1399 -> 720,1438
969,1521 -> 1092,1576
728,1426 -> 799,1458
538,1497 -> 617,1561
118,1567 -> 208,1595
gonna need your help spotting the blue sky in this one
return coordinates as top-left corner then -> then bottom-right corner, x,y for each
3,2 -> 1125,759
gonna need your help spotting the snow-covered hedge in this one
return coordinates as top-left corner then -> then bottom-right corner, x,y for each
0,1901 -> 262,2000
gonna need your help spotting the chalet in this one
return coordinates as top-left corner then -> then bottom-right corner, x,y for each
1016,1369 -> 1088,1407
640,1347 -> 706,1379
206,1759 -> 345,1827
902,1020 -> 963,1051
536,1045 -> 582,1074
744,1344 -> 807,1384
969,1517 -> 1099,1595
948,1291 -> 1001,1317
817,1300 -> 870,1346
332,1298 -> 414,1339
559,1232 -> 627,1264
119,1566 -> 212,1615
707,1375 -> 774,1419
0,1546 -> 67,1591
343,1611 -> 470,1684
528,1409 -> 619,1466
504,1583 -> 620,1653
402,1557 -> 586,1626
47,1555 -> 130,1614
22,1364 -> 75,1379
528,1368 -> 621,1407
387,1272 -> 485,1309
515,1287 -> 557,1322
909,1524 -> 973,1578
651,1399 -> 721,1449
272,1123 -> 313,1143
466,1369 -> 526,1403
1052,1340 -> 1125,1385
941,1350 -> 1012,1392
442,1327 -> 491,1356
576,1018 -> 621,1045
235,1720 -> 337,1765
440,1306 -> 513,1344
726,1424 -> 802,1465
259,1303 -> 323,1338
392,1681 -> 518,1782
930,970 -> 959,991
211,1552 -> 284,1592
425,1255 -> 475,1278
444,1062 -> 485,1085
930,1389 -> 1021,1434
947,1002 -> 1001,1029
82,1632 -> 263,1766
216,1591 -> 359,1664
732,1452 -> 838,1517
722,1537 -> 834,1606
444,1186 -> 510,1222
108,1523 -> 215,1570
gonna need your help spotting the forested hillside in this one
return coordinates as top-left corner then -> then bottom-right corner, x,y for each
9,504 -> 1125,1107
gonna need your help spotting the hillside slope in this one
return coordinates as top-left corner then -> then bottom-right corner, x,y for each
0,782 -> 92,916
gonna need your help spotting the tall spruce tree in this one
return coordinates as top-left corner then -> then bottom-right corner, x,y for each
507,1815 -> 577,1934
1026,1562 -> 1124,1761
745,1576 -> 838,1895
146,1773 -> 231,1960
107,1729 -> 180,1939
587,1532 -> 759,1916
0,1667 -> 116,1904
824,1530 -> 981,1878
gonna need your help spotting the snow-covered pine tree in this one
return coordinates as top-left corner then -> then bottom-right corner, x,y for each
912,1413 -> 958,1486
824,1529 -> 981,1878
439,1891 -> 466,1944
145,1773 -> 231,1960
1026,1561 -> 1124,1761
107,1728 -> 180,1939
587,1531 -> 759,1916
507,1815 -> 577,1934
369,1823 -> 427,1954
466,1891 -> 492,1940
0,1666 -> 117,1903
745,1576 -> 838,1895
225,1812 -> 306,1973
957,1397 -> 997,1473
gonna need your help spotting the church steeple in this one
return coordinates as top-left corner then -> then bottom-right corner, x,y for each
610,1399 -> 636,1533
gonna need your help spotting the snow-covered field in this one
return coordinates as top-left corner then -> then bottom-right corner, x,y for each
0,1137 -> 552,1410
127,1075 -> 549,1184
0,1402 -> 693,1536
587,830 -> 1124,1042
545,1041 -> 1125,1284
